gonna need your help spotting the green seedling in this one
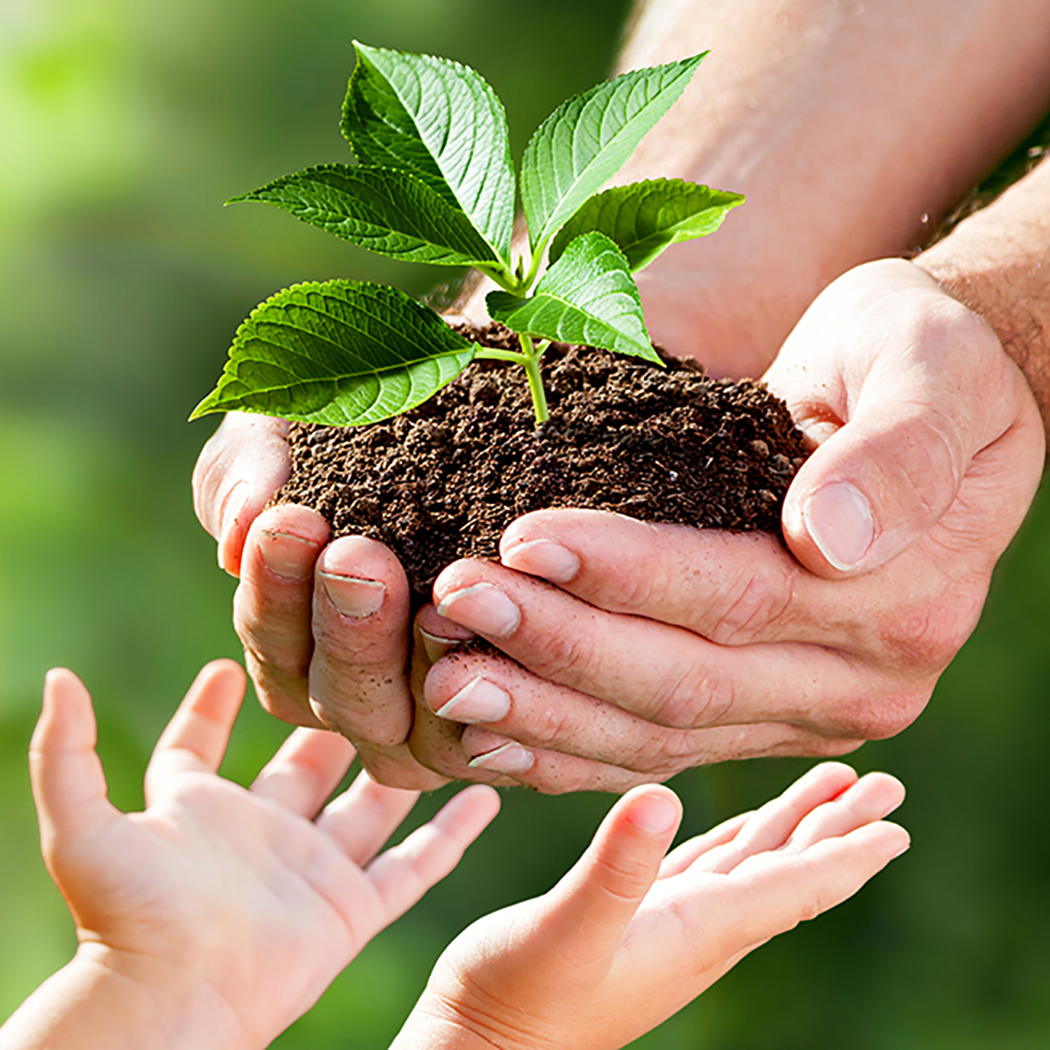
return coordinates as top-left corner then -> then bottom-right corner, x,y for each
192,43 -> 743,427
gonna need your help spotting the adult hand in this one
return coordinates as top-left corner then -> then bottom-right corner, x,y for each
192,407 -> 465,790
412,259 -> 1045,791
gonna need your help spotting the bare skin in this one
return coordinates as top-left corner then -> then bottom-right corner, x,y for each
192,0 -> 1050,791
1,698 -> 908,1049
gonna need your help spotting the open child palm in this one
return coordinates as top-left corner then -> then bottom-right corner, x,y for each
11,661 -> 499,1050
3,662 -> 907,1050
398,763 -> 908,1050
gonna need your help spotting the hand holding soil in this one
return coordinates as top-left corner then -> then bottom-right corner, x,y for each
414,261 -> 1045,790
192,4 -> 1050,793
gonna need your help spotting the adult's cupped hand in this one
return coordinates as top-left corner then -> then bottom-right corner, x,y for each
410,259 -> 1046,791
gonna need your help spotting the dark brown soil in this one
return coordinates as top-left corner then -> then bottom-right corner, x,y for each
273,323 -> 810,597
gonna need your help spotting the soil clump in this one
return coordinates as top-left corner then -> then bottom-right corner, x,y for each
274,323 -> 810,597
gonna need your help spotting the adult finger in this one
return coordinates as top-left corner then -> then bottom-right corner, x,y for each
540,786 -> 682,965
770,260 -> 1037,577
781,772 -> 904,853
309,535 -> 414,747
431,559 -> 883,733
144,660 -> 246,802
234,504 -> 330,728
192,413 -> 292,576
317,769 -> 420,866
250,728 -> 356,817
30,670 -> 121,853
416,603 -> 475,663
422,649 -> 857,775
500,512 -> 860,649
364,785 -> 500,928
690,763 -> 858,875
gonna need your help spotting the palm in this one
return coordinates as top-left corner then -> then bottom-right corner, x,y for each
420,764 -> 907,1050
32,661 -> 499,1048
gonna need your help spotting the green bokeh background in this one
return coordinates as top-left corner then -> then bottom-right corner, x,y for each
2,2 -> 1050,1047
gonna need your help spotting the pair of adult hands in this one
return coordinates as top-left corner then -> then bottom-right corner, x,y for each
193,260 -> 1045,792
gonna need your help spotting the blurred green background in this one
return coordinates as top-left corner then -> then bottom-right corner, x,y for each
2,2 -> 1050,1047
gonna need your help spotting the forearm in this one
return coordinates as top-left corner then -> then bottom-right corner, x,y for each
0,947 -> 244,1050
916,157 -> 1050,440
614,0 -> 1050,376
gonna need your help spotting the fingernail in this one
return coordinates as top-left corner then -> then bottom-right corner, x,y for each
258,529 -> 319,580
891,840 -> 912,860
803,481 -> 875,570
218,481 -> 251,567
319,572 -> 385,618
436,583 -> 520,638
468,742 -> 535,774
501,539 -> 580,583
419,628 -> 466,663
627,794 -> 679,834
435,676 -> 511,724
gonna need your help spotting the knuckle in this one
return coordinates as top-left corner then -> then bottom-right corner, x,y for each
704,569 -> 795,646
524,699 -> 576,750
233,597 -> 311,679
527,626 -> 603,686
647,731 -> 705,777
833,684 -> 930,740
191,438 -> 231,535
649,659 -> 734,729
878,581 -> 985,670
590,851 -> 649,903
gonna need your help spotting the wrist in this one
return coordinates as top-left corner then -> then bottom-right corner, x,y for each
392,992 -> 529,1050
0,946 -> 249,1050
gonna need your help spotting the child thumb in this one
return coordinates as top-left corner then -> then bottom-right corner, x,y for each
542,786 -> 682,962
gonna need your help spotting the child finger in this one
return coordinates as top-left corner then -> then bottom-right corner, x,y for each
659,811 -> 753,879
30,670 -> 120,850
541,786 -> 682,963
688,762 -> 858,875
709,821 -> 910,955
364,785 -> 500,926
250,728 -> 356,817
781,772 -> 905,854
316,770 -> 420,865
144,660 -> 246,801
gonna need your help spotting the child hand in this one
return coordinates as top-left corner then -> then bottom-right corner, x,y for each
396,762 -> 907,1050
10,660 -> 499,1050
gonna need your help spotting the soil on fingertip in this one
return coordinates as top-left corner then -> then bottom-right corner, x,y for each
272,322 -> 810,598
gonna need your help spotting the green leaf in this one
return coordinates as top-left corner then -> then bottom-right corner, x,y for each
191,281 -> 476,427
549,178 -> 744,272
229,164 -> 498,267
342,42 -> 515,263
487,232 -> 661,364
520,53 -> 707,251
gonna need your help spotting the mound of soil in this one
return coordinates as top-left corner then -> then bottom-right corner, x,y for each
273,323 -> 809,596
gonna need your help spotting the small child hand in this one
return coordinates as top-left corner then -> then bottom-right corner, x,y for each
7,660 -> 499,1050
397,762 -> 907,1050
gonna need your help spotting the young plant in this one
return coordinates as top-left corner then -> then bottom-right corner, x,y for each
192,43 -> 743,427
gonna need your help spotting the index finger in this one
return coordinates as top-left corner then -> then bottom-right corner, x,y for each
144,660 -> 247,802
499,510 -> 869,650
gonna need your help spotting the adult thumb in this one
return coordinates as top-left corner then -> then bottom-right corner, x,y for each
780,304 -> 1021,578
541,786 -> 682,965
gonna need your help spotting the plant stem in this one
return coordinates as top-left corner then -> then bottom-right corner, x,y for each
519,333 -> 549,424
474,348 -> 528,363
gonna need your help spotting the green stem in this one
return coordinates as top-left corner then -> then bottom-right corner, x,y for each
474,348 -> 528,363
519,333 -> 550,424
474,263 -> 524,293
